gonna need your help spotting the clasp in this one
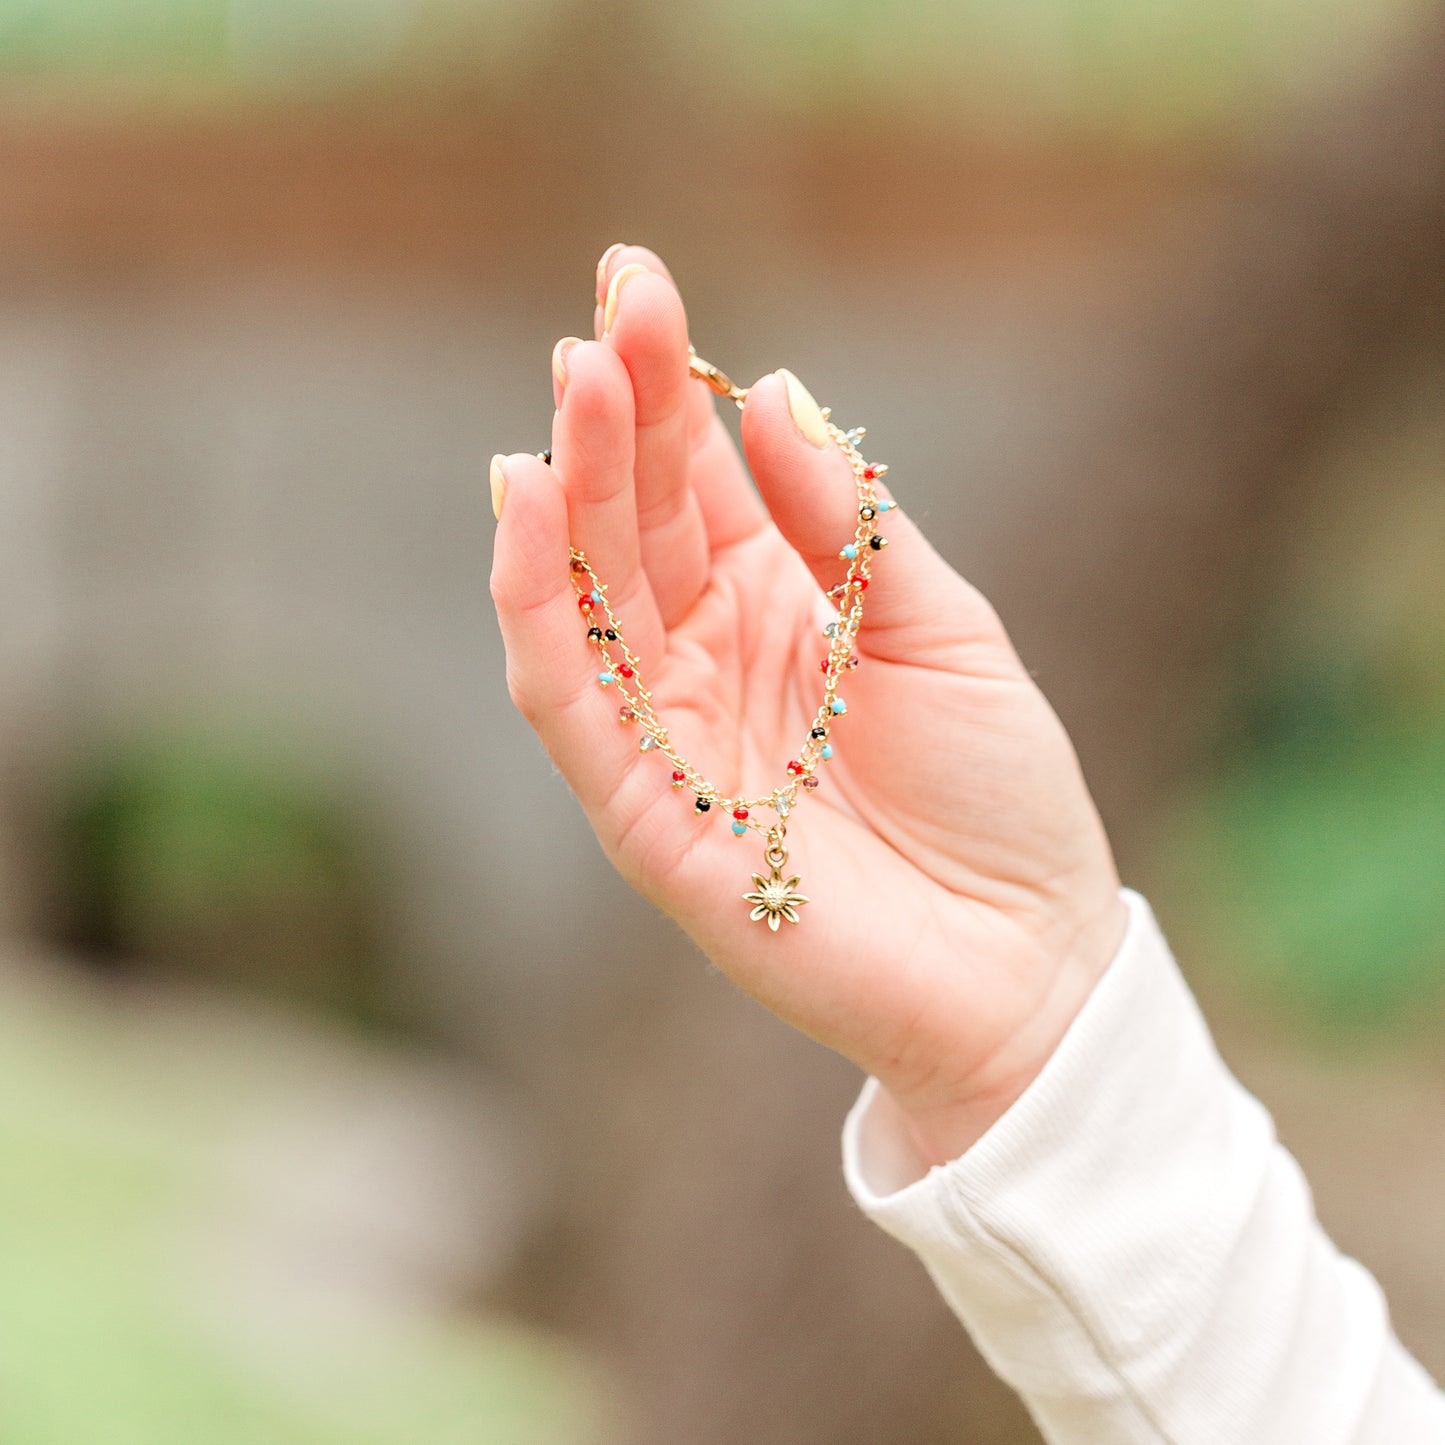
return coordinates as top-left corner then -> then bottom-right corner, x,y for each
688,346 -> 749,406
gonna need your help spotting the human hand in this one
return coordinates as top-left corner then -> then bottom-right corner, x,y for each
490,245 -> 1128,1165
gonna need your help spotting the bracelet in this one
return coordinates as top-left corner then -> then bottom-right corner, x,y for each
558,348 -> 896,932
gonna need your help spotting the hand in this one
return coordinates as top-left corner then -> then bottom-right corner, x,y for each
490,245 -> 1128,1165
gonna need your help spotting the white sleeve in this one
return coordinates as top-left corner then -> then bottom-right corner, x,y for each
841,888 -> 1445,1445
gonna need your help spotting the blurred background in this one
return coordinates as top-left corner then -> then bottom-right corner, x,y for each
0,0 -> 1442,1440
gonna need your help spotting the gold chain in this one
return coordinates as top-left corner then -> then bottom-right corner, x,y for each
561,350 -> 896,930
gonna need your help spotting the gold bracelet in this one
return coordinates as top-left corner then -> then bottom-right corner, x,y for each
561,349 -> 896,932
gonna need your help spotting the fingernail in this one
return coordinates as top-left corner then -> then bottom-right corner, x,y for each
777,368 -> 829,449
552,336 -> 580,399
489,453 -> 507,521
595,242 -> 627,305
602,263 -> 648,336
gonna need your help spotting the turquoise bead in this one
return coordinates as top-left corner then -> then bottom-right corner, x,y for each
840,543 -> 859,560
830,697 -> 847,714
598,671 -> 614,685
821,743 -> 834,760
877,499 -> 896,512
731,820 -> 747,836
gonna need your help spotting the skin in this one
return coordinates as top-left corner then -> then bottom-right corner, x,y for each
490,244 -> 1129,1168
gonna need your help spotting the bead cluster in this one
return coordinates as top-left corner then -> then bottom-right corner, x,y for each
567,408 -> 895,846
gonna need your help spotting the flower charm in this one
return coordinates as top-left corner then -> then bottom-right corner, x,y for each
743,866 -> 809,931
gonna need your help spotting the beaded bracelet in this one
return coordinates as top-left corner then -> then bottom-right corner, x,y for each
562,348 -> 895,932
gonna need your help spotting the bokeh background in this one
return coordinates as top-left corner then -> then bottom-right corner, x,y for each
1,0 -> 1443,1440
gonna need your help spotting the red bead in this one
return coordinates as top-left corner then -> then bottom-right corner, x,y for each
863,466 -> 878,480
733,808 -> 749,821
578,597 -> 593,612
786,760 -> 804,776
850,575 -> 869,590
671,770 -> 686,783
618,664 -> 634,678
819,659 -> 831,674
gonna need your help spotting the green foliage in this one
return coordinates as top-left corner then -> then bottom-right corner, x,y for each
0,0 -> 227,73
0,0 -> 532,92
0,0 -> 1422,139
58,722 -> 382,1016
1161,678 -> 1445,1036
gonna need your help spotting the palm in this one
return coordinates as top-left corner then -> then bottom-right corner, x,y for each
494,248 -> 1126,1153
600,406 -> 1116,1092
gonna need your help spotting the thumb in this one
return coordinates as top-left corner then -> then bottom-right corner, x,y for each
739,370 -> 1007,660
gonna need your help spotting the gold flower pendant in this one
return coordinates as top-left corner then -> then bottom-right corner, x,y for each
743,834 -> 809,930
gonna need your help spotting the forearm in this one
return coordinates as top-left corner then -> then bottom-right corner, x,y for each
842,890 -> 1445,1444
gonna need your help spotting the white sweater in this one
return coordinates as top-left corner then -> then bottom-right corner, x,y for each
841,889 -> 1445,1444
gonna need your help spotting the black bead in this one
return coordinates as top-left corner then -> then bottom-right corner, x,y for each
868,534 -> 886,550
694,797 -> 711,813
859,505 -> 876,521
810,726 -> 827,739
587,627 -> 603,642
604,628 -> 618,641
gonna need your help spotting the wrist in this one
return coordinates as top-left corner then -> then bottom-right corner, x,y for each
881,889 -> 1130,1167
